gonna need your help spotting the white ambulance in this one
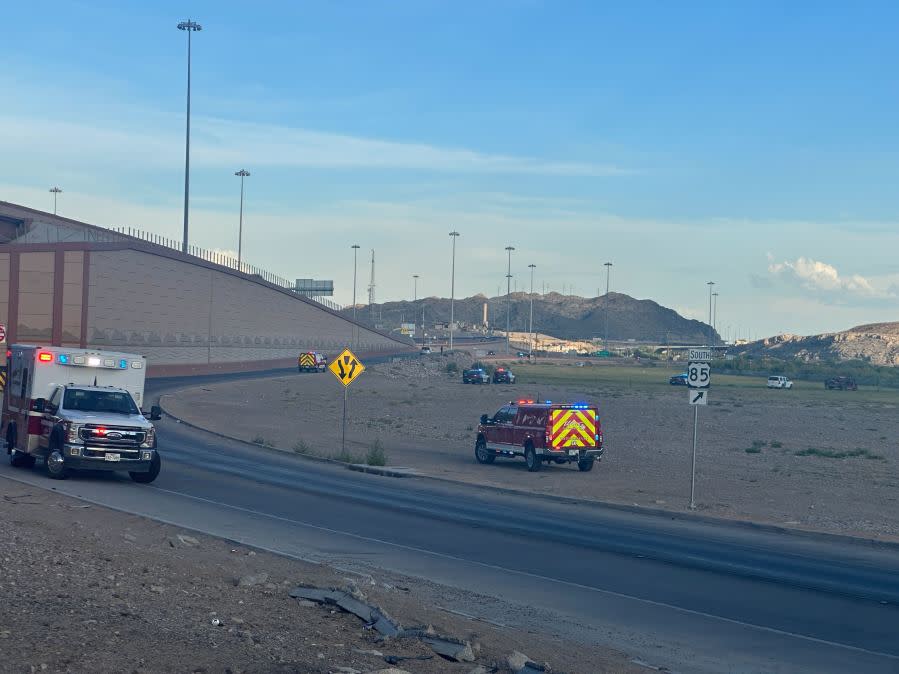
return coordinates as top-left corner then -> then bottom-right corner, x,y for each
2,345 -> 161,482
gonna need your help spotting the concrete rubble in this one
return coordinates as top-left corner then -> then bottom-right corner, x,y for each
291,585 -> 482,665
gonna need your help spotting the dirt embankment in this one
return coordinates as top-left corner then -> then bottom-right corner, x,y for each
0,478 -> 638,674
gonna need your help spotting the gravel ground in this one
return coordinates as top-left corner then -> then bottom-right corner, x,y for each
0,477 -> 640,674
162,355 -> 899,541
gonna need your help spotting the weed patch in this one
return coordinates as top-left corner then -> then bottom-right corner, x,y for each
365,439 -> 388,467
794,447 -> 885,460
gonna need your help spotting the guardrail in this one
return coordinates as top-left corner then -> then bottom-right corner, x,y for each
107,226 -> 342,312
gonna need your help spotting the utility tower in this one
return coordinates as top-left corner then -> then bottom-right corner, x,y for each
368,249 -> 376,320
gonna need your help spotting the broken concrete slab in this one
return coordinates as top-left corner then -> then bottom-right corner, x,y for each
421,635 -> 475,662
289,586 -> 401,638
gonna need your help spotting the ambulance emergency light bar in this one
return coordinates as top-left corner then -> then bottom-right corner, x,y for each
37,351 -> 143,370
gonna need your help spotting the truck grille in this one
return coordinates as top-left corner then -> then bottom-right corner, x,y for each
79,425 -> 146,448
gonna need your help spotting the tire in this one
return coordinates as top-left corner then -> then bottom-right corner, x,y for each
130,452 -> 161,484
474,438 -> 495,465
525,444 -> 541,472
45,443 -> 68,480
578,457 -> 595,472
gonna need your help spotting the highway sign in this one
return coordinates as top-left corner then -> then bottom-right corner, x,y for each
689,389 -> 708,405
688,348 -> 713,362
687,361 -> 711,389
329,348 -> 365,387
0,324 -> 6,342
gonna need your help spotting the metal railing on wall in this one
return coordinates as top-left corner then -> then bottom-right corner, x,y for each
106,226 -> 342,311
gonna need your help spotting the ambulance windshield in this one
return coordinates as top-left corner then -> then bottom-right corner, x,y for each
63,389 -> 139,415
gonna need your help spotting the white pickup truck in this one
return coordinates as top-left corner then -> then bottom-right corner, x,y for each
2,345 -> 162,482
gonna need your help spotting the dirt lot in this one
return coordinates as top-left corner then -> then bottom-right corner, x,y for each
0,476 -> 640,674
162,354 -> 899,541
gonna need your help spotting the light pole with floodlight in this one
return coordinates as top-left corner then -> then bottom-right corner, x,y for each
505,245 -> 515,352
234,169 -> 250,269
177,18 -> 202,254
449,232 -> 460,351
49,186 -> 62,215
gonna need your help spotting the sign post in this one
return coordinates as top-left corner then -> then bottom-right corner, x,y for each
687,351 -> 712,509
328,347 -> 366,456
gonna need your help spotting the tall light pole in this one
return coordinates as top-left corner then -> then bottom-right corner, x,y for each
505,245 -> 515,353
49,186 -> 62,215
604,261 -> 613,348
712,291 -> 719,345
177,19 -> 202,254
234,169 -> 250,269
707,281 -> 715,346
412,274 -> 419,337
351,244 -> 360,346
449,232 -> 460,351
528,264 -> 536,356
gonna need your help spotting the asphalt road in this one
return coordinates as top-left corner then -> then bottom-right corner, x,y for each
2,374 -> 898,673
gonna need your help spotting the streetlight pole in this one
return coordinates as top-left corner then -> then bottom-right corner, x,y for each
505,245 -> 515,353
528,264 -> 536,356
449,232 -> 460,351
234,169 -> 250,269
707,281 -> 715,346
351,244 -> 360,347
712,292 -> 719,345
412,274 -> 419,338
604,261 -> 613,348
177,19 -> 202,254
49,186 -> 62,215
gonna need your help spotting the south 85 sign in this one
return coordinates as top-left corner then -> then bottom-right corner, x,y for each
687,362 -> 710,389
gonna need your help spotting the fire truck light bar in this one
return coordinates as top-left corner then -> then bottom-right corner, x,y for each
38,352 -> 53,362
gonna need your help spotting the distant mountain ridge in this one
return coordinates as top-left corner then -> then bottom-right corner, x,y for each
732,322 -> 899,366
343,292 -> 717,344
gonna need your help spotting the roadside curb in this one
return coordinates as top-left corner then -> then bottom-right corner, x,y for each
347,464 -> 418,478
157,393 -> 899,553
157,396 -> 415,479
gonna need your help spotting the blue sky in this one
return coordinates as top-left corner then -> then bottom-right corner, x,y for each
2,0 -> 899,338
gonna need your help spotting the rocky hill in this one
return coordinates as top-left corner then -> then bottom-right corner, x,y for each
731,322 -> 899,366
344,292 -> 716,344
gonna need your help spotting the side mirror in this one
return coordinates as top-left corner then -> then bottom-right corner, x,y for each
150,405 -> 162,421
480,414 -> 490,425
33,398 -> 46,413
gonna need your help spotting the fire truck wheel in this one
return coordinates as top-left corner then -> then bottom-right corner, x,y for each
45,449 -> 69,480
525,444 -> 541,472
474,438 -> 494,464
130,453 -> 161,484
577,457 -> 595,472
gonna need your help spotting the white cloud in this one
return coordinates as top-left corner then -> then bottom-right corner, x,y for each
0,110 -> 630,177
767,256 -> 893,301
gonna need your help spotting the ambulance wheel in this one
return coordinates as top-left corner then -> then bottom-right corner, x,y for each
475,438 -> 494,464
130,453 -> 161,484
524,444 -> 541,472
45,449 -> 69,480
578,457 -> 595,472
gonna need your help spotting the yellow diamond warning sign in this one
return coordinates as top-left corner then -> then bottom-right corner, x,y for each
328,348 -> 365,387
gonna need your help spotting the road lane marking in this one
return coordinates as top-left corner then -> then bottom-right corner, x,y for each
148,486 -> 899,663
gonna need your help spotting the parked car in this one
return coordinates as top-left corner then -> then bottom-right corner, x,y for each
462,368 -> 491,384
516,351 -> 527,358
767,375 -> 793,389
492,367 -> 516,384
825,376 -> 858,391
486,350 -> 496,356
420,346 -> 432,355
669,373 -> 688,386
